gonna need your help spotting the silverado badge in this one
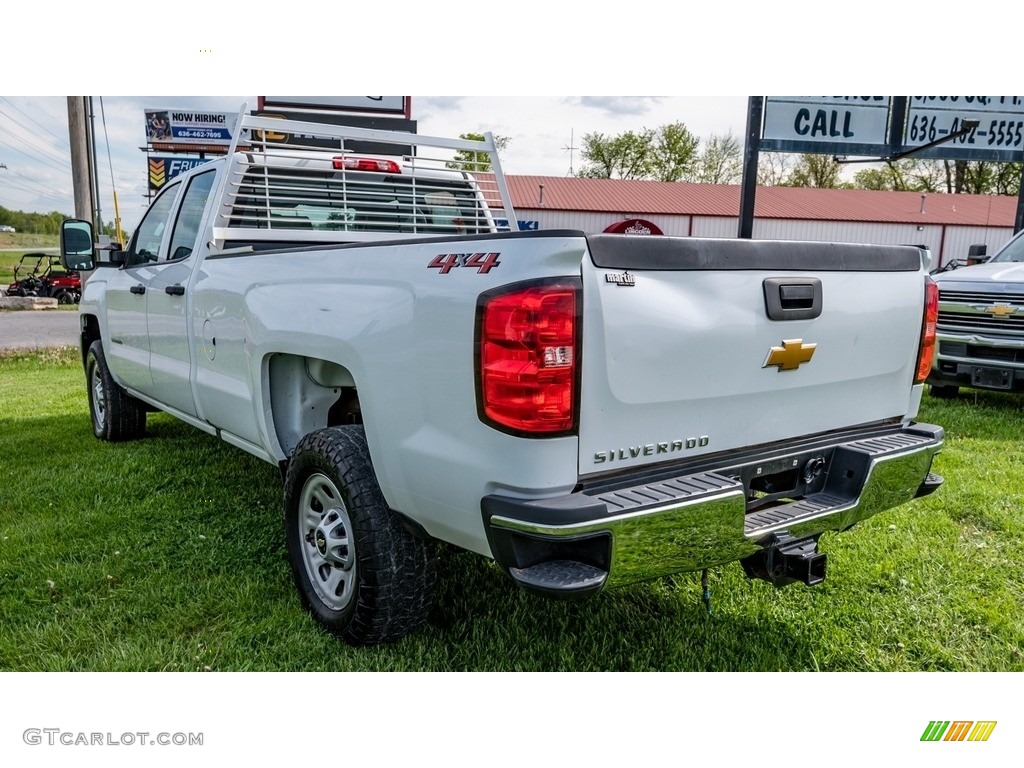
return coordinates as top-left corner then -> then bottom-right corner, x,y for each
764,339 -> 817,371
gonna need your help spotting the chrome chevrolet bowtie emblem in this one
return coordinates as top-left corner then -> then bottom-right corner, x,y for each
764,339 -> 817,371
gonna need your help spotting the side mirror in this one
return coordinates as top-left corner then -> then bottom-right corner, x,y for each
966,244 -> 988,266
60,219 -> 95,271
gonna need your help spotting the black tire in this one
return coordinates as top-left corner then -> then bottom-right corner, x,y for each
929,384 -> 960,399
55,290 -> 75,305
85,340 -> 146,441
283,426 -> 436,646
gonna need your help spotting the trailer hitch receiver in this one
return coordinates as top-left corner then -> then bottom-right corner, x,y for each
740,533 -> 827,587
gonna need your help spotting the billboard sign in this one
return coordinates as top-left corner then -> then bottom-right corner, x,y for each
258,97 -> 409,116
148,156 -> 211,191
251,110 -> 417,155
145,109 -> 243,148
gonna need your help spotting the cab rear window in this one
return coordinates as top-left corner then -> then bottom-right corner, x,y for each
228,167 -> 490,235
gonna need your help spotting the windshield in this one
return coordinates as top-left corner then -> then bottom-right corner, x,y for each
992,231 -> 1024,263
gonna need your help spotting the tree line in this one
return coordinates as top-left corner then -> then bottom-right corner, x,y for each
450,126 -> 1021,196
0,207 -> 68,235
0,206 -> 121,238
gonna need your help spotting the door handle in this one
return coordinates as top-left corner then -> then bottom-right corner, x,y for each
165,284 -> 185,296
130,284 -> 146,295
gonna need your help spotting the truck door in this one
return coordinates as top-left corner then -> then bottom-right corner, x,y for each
104,182 -> 181,391
145,169 -> 217,417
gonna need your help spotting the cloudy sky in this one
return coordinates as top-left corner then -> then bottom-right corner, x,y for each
0,95 -> 750,231
0,5 -> 1005,233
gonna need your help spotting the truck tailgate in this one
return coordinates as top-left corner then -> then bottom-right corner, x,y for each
578,236 -> 926,477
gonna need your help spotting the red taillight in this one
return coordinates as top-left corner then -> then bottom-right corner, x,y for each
478,280 -> 580,435
332,156 -> 401,173
915,277 -> 939,383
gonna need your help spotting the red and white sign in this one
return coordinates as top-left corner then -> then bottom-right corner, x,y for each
604,218 -> 663,235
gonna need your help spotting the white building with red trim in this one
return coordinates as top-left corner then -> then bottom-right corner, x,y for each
503,175 -> 1019,269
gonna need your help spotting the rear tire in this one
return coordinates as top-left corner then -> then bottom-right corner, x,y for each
929,384 -> 960,399
283,426 -> 436,645
85,340 -> 147,441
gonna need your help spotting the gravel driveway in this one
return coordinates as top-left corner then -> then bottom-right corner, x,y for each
0,311 -> 81,351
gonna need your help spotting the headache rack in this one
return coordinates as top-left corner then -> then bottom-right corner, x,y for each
209,106 -> 519,249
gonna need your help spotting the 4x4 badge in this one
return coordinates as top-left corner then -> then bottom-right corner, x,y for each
428,252 -> 501,274
764,339 -> 817,371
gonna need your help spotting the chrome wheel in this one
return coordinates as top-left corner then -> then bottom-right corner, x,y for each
298,472 -> 357,612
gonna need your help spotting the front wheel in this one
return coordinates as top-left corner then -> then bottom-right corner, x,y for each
283,426 -> 436,645
85,340 -> 146,441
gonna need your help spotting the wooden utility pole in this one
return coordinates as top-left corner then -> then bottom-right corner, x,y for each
67,96 -> 95,224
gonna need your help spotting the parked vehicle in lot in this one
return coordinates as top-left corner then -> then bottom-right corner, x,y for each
0,224 -> 16,233
930,243 -> 991,276
60,109 -> 945,645
928,230 -> 1024,397
7,252 -> 81,303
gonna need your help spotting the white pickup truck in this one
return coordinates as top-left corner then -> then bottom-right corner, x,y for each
928,230 -> 1024,396
61,110 -> 945,645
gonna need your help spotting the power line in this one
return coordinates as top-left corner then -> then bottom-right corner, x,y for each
0,97 -> 71,149
1,182 -> 68,205
4,166 -> 72,198
0,176 -> 72,208
0,113 -> 71,166
0,129 -> 71,175
0,173 -> 68,199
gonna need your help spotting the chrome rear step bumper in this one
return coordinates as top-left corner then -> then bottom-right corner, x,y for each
483,424 -> 944,597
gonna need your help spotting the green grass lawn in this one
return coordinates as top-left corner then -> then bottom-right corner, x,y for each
1,348 -> 1022,671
